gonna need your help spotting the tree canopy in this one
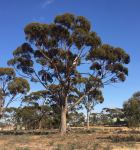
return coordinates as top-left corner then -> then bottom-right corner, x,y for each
0,67 -> 30,118
8,13 -> 130,134
123,92 -> 140,128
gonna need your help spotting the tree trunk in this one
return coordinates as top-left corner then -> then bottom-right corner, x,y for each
0,99 -> 3,119
87,110 -> 90,130
60,106 -> 67,134
39,120 -> 42,130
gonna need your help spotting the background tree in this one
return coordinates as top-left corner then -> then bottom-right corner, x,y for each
8,13 -> 130,134
0,68 -> 30,119
102,107 -> 124,126
123,91 -> 140,128
83,82 -> 104,129
68,111 -> 85,127
89,113 -> 100,125
12,105 -> 53,130
9,104 -> 60,130
23,90 -> 60,129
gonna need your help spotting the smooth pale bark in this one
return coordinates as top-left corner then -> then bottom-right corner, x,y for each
60,105 -> 67,134
87,110 -> 90,130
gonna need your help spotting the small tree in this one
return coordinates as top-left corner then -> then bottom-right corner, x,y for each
83,83 -> 104,129
8,13 -> 130,134
23,90 -> 58,129
68,111 -> 85,127
0,68 -> 30,118
123,92 -> 140,128
13,105 -> 52,130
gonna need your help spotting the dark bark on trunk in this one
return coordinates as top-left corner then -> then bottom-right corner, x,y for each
39,120 -> 42,130
0,98 -> 3,119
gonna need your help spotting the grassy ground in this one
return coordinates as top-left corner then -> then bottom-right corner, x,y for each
0,126 -> 140,150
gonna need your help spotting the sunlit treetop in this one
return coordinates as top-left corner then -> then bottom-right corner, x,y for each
8,77 -> 30,95
0,67 -> 15,79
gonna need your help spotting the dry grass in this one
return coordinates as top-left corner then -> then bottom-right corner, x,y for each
0,126 -> 140,150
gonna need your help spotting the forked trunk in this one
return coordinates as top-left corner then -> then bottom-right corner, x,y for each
60,106 -> 67,134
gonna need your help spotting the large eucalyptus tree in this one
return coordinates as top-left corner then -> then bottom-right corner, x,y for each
8,13 -> 130,134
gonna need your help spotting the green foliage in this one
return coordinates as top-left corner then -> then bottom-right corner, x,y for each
11,104 -> 60,130
87,44 -> 130,83
8,13 -> 129,103
8,77 -> 30,95
0,67 -> 30,118
101,108 -> 125,126
8,13 -> 130,133
123,91 -> 140,128
0,67 -> 15,77
68,111 -> 85,126
21,90 -> 61,129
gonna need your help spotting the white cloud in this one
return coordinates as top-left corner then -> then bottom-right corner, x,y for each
41,0 -> 55,8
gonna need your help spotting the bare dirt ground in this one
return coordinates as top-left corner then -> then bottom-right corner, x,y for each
0,126 -> 140,150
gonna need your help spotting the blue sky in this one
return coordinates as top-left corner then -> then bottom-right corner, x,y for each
0,0 -> 140,112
